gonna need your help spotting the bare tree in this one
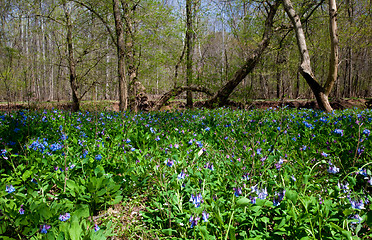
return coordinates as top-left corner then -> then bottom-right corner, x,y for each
283,0 -> 338,112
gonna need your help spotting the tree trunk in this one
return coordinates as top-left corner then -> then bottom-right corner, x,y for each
63,1 -> 80,112
122,1 -> 139,112
204,1 -> 280,107
113,0 -> 127,111
153,85 -> 212,111
185,0 -> 193,108
283,0 -> 338,113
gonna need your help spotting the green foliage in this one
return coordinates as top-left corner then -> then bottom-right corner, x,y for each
0,107 -> 371,239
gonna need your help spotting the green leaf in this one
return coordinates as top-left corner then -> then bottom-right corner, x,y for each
161,228 -> 176,236
236,197 -> 250,208
286,190 -> 298,204
74,204 -> 90,219
69,215 -> 82,240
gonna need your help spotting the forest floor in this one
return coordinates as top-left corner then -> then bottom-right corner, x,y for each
0,98 -> 370,112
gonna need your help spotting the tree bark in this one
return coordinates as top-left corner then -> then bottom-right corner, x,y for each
113,0 -> 128,111
204,1 -> 280,107
185,0 -> 193,108
283,0 -> 338,113
153,85 -> 212,111
63,1 -> 80,112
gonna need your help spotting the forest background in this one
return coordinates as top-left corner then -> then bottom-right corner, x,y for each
0,0 -> 371,111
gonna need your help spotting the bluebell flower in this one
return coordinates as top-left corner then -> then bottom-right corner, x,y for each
189,193 -> 203,207
321,152 -> 329,157
233,187 -> 242,197
333,129 -> 344,136
204,162 -> 214,170
165,159 -> 174,167
196,141 -> 203,148
303,121 -> 314,129
358,168 -> 367,177
94,224 -> 100,232
291,175 -> 296,182
205,127 -> 210,131
337,182 -> 349,192
95,154 -> 102,161
177,170 -> 186,180
126,138 -> 131,143
155,136 -> 160,141
256,148 -> 262,155
202,211 -> 209,222
40,224 -> 51,234
59,213 -> 71,221
81,150 -> 88,158
328,165 -> 340,174
150,127 -> 155,133
31,178 -> 37,184
250,196 -> 257,204
242,173 -> 250,181
350,214 -> 363,225
362,129 -> 370,136
6,185 -> 15,193
189,215 -> 200,228
19,205 -> 24,215
348,197 -> 364,209
368,177 -> 372,186
257,188 -> 268,200
273,190 -> 286,206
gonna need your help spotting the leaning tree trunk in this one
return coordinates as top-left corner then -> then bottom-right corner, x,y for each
204,1 -> 280,108
63,1 -> 79,112
113,0 -> 127,111
283,0 -> 338,113
152,85 -> 213,111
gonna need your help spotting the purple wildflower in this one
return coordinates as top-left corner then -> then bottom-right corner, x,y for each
333,129 -> 344,136
291,175 -> 296,182
189,215 -> 200,228
321,152 -> 329,157
348,197 -> 365,209
337,182 -> 349,192
242,173 -> 250,181
350,214 -> 363,225
273,190 -> 286,206
257,188 -> 268,200
40,224 -> 51,234
202,211 -> 209,222
328,165 -> 340,174
358,168 -> 367,177
19,205 -> 24,215
233,187 -> 242,197
362,129 -> 370,136
250,196 -> 257,204
5,185 -> 15,194
94,223 -> 100,232
256,148 -> 262,155
204,162 -> 214,170
165,159 -> 174,167
190,193 -> 203,208
177,170 -> 186,180
59,213 -> 71,221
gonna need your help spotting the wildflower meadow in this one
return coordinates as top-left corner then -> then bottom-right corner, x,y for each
0,107 -> 371,239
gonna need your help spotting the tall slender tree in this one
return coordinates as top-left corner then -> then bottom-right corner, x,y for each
283,0 -> 338,112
